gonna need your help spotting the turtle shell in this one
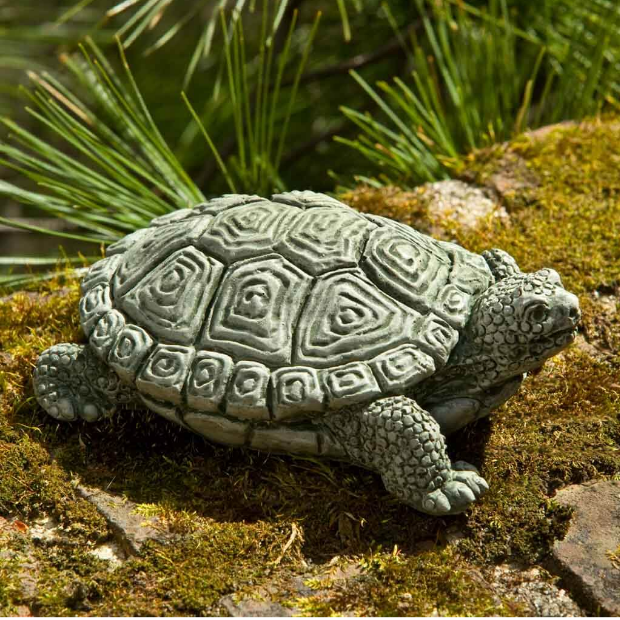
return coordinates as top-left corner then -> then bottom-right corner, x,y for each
79,191 -> 493,446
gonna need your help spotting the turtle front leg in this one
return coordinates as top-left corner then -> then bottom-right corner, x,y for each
324,396 -> 488,516
34,343 -> 136,423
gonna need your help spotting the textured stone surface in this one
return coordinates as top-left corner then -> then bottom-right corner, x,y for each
33,191 -> 581,516
574,291 -> 619,363
219,595 -> 294,617
549,481 -> 620,615
421,179 -> 508,233
76,485 -> 167,556
489,564 -> 583,617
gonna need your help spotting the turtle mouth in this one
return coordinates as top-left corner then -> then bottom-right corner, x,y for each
538,326 -> 579,356
551,326 -> 578,346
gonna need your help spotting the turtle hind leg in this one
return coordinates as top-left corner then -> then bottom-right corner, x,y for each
324,396 -> 489,516
34,343 -> 135,423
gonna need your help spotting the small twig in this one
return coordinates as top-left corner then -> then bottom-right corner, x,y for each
280,123 -> 347,170
282,20 -> 421,87
273,522 -> 300,565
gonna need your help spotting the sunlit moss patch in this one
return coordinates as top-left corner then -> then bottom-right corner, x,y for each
1,119 -> 619,615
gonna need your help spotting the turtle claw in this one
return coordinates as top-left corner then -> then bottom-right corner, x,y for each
81,402 -> 108,422
49,396 -> 77,422
41,394 -> 109,423
412,470 -> 489,516
453,470 -> 489,497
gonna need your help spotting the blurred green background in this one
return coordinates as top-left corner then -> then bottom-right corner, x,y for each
1,0 -> 619,287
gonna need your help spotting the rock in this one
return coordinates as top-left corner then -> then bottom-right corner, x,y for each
218,560 -> 363,617
219,594 -> 293,617
14,605 -> 32,617
525,121 -> 577,143
0,518 -> 40,604
549,481 -> 620,615
421,179 -> 508,235
29,515 -> 63,544
89,539 -> 127,568
489,564 -> 583,617
76,485 -> 167,556
465,150 -> 539,202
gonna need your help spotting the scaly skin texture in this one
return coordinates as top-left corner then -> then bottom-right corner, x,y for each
323,396 -> 488,515
32,264 -> 581,516
30,192 -> 581,517
34,343 -> 135,422
416,267 -> 581,434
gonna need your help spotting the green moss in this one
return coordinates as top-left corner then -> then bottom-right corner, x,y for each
341,185 -> 431,229
1,118 -> 620,614
24,525 -> 295,616
294,547 -> 525,616
457,118 -> 620,296
0,528 -> 25,616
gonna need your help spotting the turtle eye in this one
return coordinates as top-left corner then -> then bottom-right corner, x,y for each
524,303 -> 548,324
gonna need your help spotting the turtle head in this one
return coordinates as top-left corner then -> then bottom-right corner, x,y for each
467,268 -> 581,383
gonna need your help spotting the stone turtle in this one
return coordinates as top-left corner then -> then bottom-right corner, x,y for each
33,191 -> 581,515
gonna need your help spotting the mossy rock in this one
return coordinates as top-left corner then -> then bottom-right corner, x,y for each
1,118 -> 619,616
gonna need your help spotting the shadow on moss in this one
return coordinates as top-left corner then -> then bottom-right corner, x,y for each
1,117 -> 620,615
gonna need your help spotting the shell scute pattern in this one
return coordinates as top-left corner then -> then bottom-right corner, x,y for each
108,324 -> 154,383
271,190 -> 355,212
199,254 -> 313,366
226,361 -> 271,420
149,208 -> 195,227
271,366 -> 324,420
80,254 -> 122,295
119,246 -> 224,346
439,240 -> 494,296
294,269 -> 420,369
112,216 -> 213,298
322,361 -> 382,409
275,206 -> 376,275
186,351 -> 233,412
78,192 -> 486,434
411,314 -> 459,365
362,214 -> 489,330
193,193 -> 264,217
90,309 -> 126,362
362,226 -> 451,315
370,344 -> 436,393
197,201 -> 300,263
106,227 -> 151,257
136,344 -> 196,404
79,284 -> 113,337
363,214 -> 450,264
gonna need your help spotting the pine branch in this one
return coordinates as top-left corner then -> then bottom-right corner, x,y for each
283,20 -> 421,87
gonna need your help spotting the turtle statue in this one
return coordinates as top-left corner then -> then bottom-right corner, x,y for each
33,191 -> 581,516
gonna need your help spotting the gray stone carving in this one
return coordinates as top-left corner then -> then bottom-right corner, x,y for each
276,206 -> 373,275
33,190 -> 582,516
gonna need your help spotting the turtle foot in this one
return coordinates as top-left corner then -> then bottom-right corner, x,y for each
423,470 -> 489,515
387,467 -> 489,516
323,396 -> 490,516
34,343 -> 121,423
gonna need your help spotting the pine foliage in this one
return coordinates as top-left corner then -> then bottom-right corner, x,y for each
1,0 -> 619,287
